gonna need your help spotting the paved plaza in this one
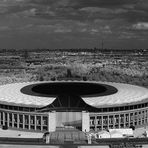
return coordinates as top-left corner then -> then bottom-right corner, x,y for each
0,126 -> 148,139
0,145 -> 58,148
0,128 -> 43,138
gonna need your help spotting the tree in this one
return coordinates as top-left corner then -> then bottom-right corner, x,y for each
39,75 -> 44,81
66,69 -> 72,78
51,77 -> 56,81
23,50 -> 29,60
83,76 -> 87,81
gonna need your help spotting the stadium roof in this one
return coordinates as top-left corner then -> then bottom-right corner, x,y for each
0,81 -> 148,108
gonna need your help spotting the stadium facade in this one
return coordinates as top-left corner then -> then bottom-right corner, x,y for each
0,81 -> 148,133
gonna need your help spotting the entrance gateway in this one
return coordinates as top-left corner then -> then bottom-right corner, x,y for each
47,111 -> 90,132
38,93 -> 93,133
38,93 -> 91,132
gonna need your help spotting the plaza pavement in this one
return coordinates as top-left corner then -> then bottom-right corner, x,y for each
0,128 -> 43,138
0,126 -> 148,138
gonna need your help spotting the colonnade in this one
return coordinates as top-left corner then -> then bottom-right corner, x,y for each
0,107 -> 148,132
90,108 -> 148,131
0,110 -> 49,132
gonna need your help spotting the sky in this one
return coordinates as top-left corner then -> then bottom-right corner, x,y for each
0,0 -> 148,49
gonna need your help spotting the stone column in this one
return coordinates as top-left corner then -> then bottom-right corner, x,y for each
41,115 -> 43,131
12,113 -> 14,128
107,115 -> 109,129
0,112 -> 1,125
48,111 -> 56,132
131,112 -> 134,126
17,114 -> 19,129
101,116 -> 103,130
119,114 -> 120,128
3,112 -> 5,126
113,115 -> 115,129
28,114 -> 31,130
46,134 -> 50,144
23,114 -> 25,129
128,113 -> 130,127
135,112 -> 138,126
35,115 -> 37,131
133,112 -> 135,126
7,113 -> 9,127
82,111 -> 90,132
94,115 -> 97,131
124,114 -> 126,128
146,110 -> 148,123
144,110 -> 146,124
141,111 -> 143,125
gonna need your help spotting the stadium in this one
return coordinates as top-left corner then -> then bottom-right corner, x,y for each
0,81 -> 148,133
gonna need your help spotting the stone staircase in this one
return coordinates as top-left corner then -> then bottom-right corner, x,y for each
49,128 -> 87,144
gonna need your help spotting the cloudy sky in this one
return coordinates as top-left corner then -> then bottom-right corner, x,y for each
0,0 -> 148,49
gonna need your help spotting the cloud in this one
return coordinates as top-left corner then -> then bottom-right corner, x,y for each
103,25 -> 112,33
133,22 -> 148,30
79,28 -> 87,32
18,8 -> 37,16
19,23 -> 73,34
0,26 -> 10,31
54,28 -> 72,33
118,31 -> 137,39
0,0 -> 141,24
90,28 -> 99,34
89,25 -> 112,35
28,0 -> 76,9
0,7 -> 8,14
135,0 -> 148,10
79,7 -> 128,16
0,0 -> 148,49
73,0 -> 138,9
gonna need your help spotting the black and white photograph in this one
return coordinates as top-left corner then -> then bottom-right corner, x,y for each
0,0 -> 147,148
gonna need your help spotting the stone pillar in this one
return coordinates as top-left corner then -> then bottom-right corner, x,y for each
17,114 -> 19,129
132,113 -> 135,126
28,115 -> 30,130
46,134 -> 50,144
113,115 -> 115,129
41,115 -> 43,131
146,110 -> 148,123
141,111 -> 143,125
3,112 -> 5,126
7,113 -> 9,127
133,112 -> 135,126
101,116 -> 103,130
119,114 -> 120,128
107,116 -> 109,129
48,111 -> 56,132
82,111 -> 90,132
128,113 -> 130,127
23,114 -> 25,129
143,111 -> 145,125
144,110 -> 146,124
12,113 -> 14,128
94,115 -> 97,131
35,115 -> 37,130
0,112 -> 1,125
124,114 -> 126,128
